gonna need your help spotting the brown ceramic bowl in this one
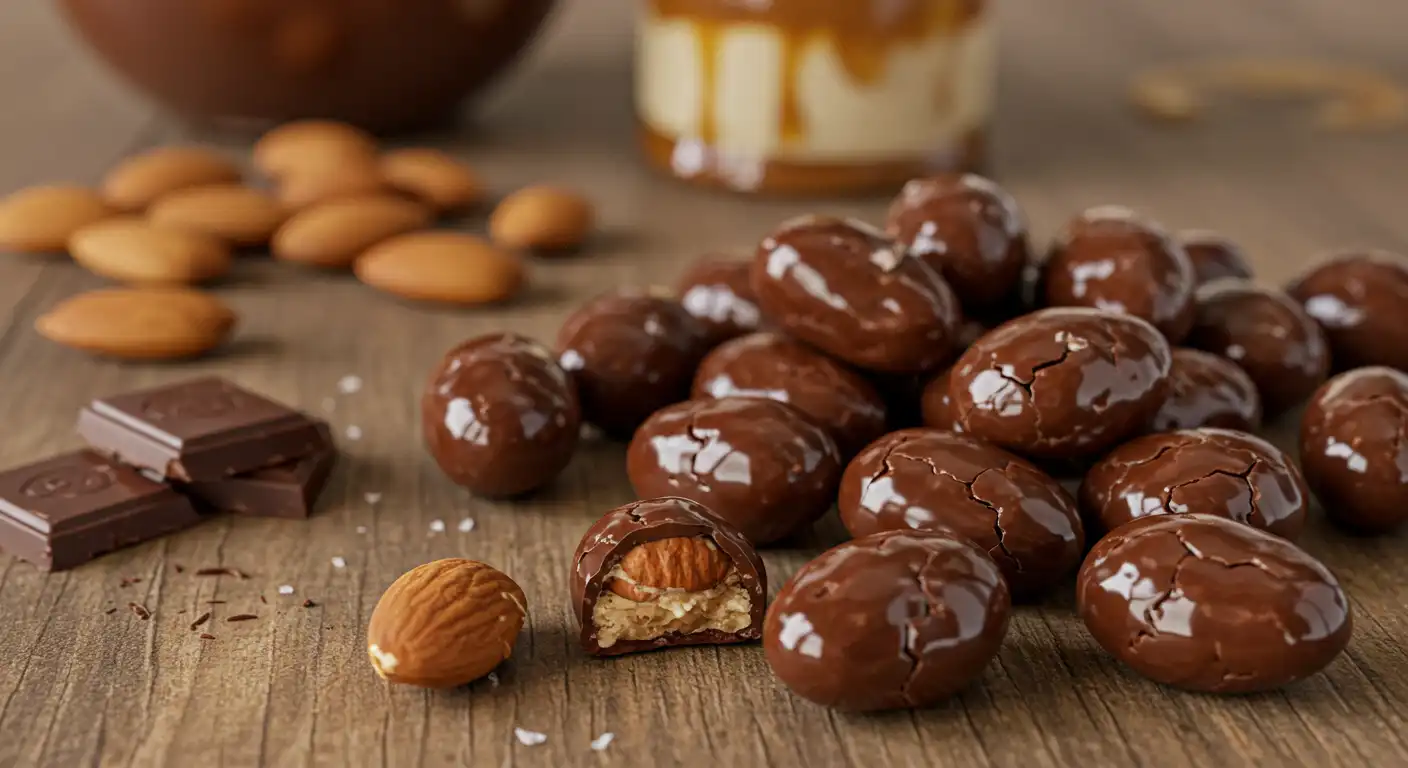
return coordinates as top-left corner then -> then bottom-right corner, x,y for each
59,0 -> 558,133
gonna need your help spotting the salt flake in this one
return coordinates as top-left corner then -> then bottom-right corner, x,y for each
278,585 -> 294,595
591,733 -> 615,751
364,492 -> 382,505
457,518 -> 476,533
429,519 -> 446,533
345,425 -> 363,441
337,375 -> 363,394
514,728 -> 547,746
331,557 -> 347,569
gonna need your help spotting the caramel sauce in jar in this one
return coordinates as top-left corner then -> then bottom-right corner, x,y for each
636,0 -> 993,195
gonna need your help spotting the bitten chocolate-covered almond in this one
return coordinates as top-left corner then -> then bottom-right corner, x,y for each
628,398 -> 842,545
571,497 -> 766,657
751,215 -> 959,373
839,429 -> 1083,598
1300,367 -> 1408,534
949,308 -> 1173,459
1079,428 -> 1309,540
422,333 -> 580,498
1287,251 -> 1408,373
1077,514 -> 1351,693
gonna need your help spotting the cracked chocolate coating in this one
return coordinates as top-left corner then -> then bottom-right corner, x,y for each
1038,207 -> 1196,343
763,529 -> 1010,711
1079,428 -> 1308,540
571,497 -> 767,657
1151,348 -> 1262,432
838,429 -> 1084,598
421,332 -> 579,497
1077,513 -> 1352,693
751,215 -> 960,373
884,173 -> 1030,313
949,307 -> 1173,459
1287,251 -> 1408,372
627,397 -> 841,545
692,332 -> 887,457
1300,367 -> 1408,534
1180,231 -> 1254,286
556,288 -> 710,438
675,254 -> 762,348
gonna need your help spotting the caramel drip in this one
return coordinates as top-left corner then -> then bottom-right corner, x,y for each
779,35 -> 806,144
698,20 -> 720,145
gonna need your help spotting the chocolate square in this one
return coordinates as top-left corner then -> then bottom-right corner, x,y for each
181,423 -> 337,519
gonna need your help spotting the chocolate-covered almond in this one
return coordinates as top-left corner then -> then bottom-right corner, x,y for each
556,288 -> 709,438
839,429 -> 1084,598
571,497 -> 766,657
422,333 -> 579,497
1185,280 -> 1329,416
1300,367 -> 1408,534
627,398 -> 841,545
764,530 -> 1010,711
676,254 -> 762,348
1151,348 -> 1262,432
1039,207 -> 1197,342
919,367 -> 961,431
1077,514 -> 1351,693
1179,230 -> 1254,286
692,332 -> 887,457
885,173 -> 1030,313
949,308 -> 1173,459
1287,251 -> 1408,372
751,215 -> 959,373
1079,428 -> 1308,540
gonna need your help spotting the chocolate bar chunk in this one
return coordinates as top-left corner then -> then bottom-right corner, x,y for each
78,377 -> 325,481
0,450 -> 202,571
182,424 -> 337,519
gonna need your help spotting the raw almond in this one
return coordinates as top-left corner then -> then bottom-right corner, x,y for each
273,196 -> 432,268
103,146 -> 242,212
148,184 -> 287,246
254,120 -> 378,179
276,161 -> 387,210
36,287 -> 236,359
0,185 -> 114,253
380,148 -> 485,212
489,185 -> 594,252
355,232 -> 524,305
366,558 -> 527,688
70,217 -> 231,286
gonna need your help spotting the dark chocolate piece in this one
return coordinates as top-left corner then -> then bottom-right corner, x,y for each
1287,250 -> 1408,373
570,497 -> 766,657
1300,367 -> 1408,534
751,215 -> 960,374
838,429 -> 1084,599
77,377 -> 326,481
1077,513 -> 1352,693
1150,348 -> 1262,432
1179,230 -> 1254,286
949,307 -> 1173,459
676,255 -> 762,348
627,398 -> 842,545
1079,428 -> 1308,541
692,331 -> 887,458
0,450 -> 202,571
181,423 -> 336,518
763,529 -> 1011,711
423,333 -> 580,497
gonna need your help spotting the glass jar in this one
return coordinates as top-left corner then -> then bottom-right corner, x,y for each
635,0 -> 994,195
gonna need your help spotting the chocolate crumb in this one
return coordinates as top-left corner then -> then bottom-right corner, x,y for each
259,595 -> 267,605
206,600 -> 227,605
190,612 -> 212,631
119,576 -> 143,587
104,607 -> 117,615
195,567 -> 250,579
227,614 -> 258,622
128,602 -> 151,620
200,633 -> 216,640
302,599 -> 318,608
173,564 -> 185,573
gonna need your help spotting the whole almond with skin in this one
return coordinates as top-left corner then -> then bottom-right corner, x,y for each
277,161 -> 387,210
0,185 -> 113,253
254,120 -> 378,179
148,184 -> 287,246
36,287 -> 236,359
380,148 -> 485,213
273,195 -> 432,268
489,185 -> 594,252
70,217 -> 231,285
367,558 -> 527,688
102,147 -> 242,212
609,537 -> 729,602
355,232 -> 524,305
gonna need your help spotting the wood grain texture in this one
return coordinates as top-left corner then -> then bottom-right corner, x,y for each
2,0 -> 1407,766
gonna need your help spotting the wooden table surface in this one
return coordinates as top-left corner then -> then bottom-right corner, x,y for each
3,1 -> 1408,766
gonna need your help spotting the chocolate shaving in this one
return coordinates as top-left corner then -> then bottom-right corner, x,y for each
302,599 -> 318,608
259,595 -> 267,605
104,607 -> 117,615
119,576 -> 142,587
199,633 -> 216,640
173,564 -> 185,573
206,600 -> 227,605
190,612 -> 212,631
128,602 -> 151,620
227,614 -> 258,622
195,567 -> 250,579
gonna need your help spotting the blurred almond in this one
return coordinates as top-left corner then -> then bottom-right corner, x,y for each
380,148 -> 484,212
355,232 -> 524,305
273,195 -> 432,268
0,185 -> 114,253
36,287 -> 236,359
148,184 -> 286,246
277,160 -> 387,210
103,147 -> 242,212
70,217 -> 231,286
254,120 -> 378,179
490,185 -> 594,252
